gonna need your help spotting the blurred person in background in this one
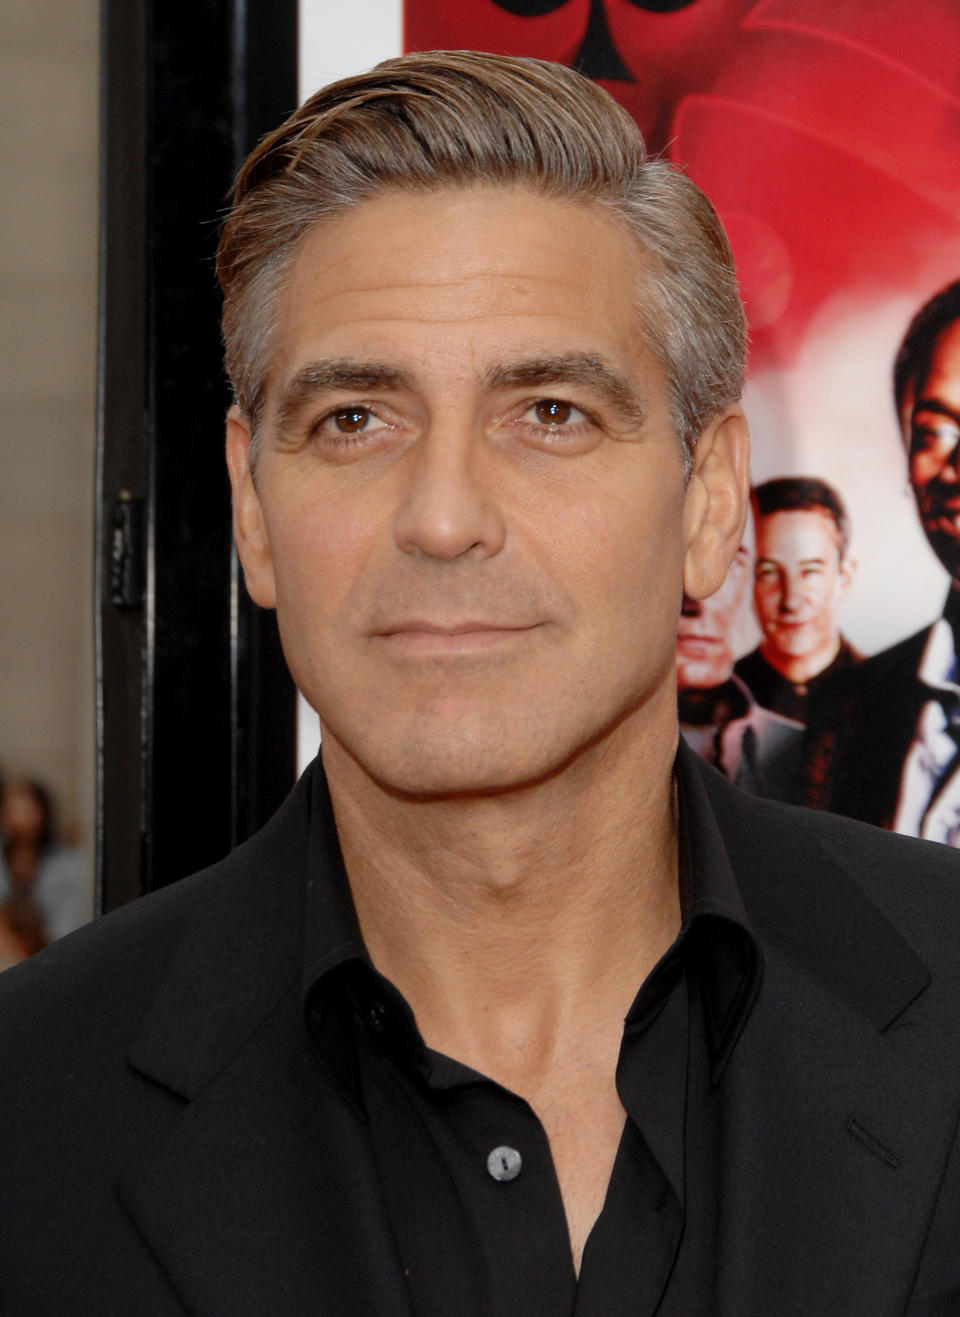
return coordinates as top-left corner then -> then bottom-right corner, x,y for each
734,476 -> 859,722
807,281 -> 960,839
678,539 -> 804,801
0,777 -> 90,956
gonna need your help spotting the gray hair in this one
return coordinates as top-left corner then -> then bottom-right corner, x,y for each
217,50 -> 746,473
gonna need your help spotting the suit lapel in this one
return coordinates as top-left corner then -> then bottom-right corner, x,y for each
716,946 -> 958,1315
115,764 -> 413,1317
691,756 -> 960,1314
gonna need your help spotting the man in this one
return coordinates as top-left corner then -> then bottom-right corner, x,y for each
2,52 -> 960,1316
677,541 -> 804,801
807,281 -> 960,841
734,477 -> 860,722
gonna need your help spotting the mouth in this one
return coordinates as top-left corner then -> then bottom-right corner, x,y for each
925,503 -> 960,533
769,616 -> 813,630
375,621 -> 539,654
676,632 -> 721,654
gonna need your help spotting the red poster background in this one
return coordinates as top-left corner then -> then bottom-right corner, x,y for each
407,0 -> 960,376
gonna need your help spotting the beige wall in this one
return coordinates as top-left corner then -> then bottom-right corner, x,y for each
0,0 -> 99,891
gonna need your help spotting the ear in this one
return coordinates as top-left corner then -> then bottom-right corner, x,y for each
838,552 -> 857,594
225,406 -> 277,609
682,405 -> 751,602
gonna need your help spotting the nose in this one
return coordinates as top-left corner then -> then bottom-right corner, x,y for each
393,425 -> 506,561
681,595 -> 701,617
778,570 -> 801,613
937,436 -> 960,483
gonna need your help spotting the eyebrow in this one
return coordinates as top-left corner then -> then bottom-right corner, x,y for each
912,398 -> 960,426
756,555 -> 829,568
485,354 -> 647,428
274,359 -> 418,433
272,352 -> 648,433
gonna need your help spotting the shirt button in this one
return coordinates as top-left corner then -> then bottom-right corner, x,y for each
487,1146 -> 522,1182
367,1001 -> 387,1031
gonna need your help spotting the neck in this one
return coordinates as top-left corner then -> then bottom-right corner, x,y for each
944,585 -> 960,656
321,712 -> 681,1077
760,634 -> 840,684
678,678 -> 747,728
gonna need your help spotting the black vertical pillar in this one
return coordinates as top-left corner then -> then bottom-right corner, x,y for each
97,1 -> 298,912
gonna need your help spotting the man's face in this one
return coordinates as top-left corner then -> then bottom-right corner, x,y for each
676,545 -> 751,690
228,187 -> 744,797
753,508 -> 851,675
907,318 -> 960,581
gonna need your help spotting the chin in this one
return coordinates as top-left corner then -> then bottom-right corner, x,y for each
772,635 -> 812,659
680,664 -> 726,689
331,704 -> 609,802
319,669 -> 675,800
930,537 -> 960,582
358,737 -> 566,801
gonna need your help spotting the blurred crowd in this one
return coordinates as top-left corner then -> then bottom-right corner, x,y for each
0,776 -> 91,971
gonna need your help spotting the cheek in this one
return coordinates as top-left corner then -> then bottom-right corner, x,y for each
910,456 -> 941,491
590,507 -> 680,610
267,494 -> 379,621
523,481 -> 683,662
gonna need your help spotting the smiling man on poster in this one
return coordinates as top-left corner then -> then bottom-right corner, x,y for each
734,476 -> 860,723
2,51 -> 960,1316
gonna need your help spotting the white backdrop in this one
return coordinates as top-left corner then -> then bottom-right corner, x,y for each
296,1 -> 403,770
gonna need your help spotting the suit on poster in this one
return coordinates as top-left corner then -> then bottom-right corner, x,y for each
1,749 -> 960,1314
806,281 -> 960,839
804,627 -> 931,829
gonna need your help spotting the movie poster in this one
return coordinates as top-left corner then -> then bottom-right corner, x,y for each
300,1 -> 960,841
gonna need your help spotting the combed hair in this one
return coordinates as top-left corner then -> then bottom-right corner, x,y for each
894,279 -> 960,417
752,476 -> 851,559
217,50 -> 746,471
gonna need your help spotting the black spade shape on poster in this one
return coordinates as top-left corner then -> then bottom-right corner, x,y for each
491,0 -> 639,81
623,0 -> 700,11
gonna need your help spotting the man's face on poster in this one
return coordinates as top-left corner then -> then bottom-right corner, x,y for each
907,318 -> 960,582
753,509 -> 852,675
676,544 -> 751,690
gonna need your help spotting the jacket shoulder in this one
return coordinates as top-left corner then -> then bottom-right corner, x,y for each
0,763 -> 315,1058
700,759 -> 960,985
0,851 -> 226,1066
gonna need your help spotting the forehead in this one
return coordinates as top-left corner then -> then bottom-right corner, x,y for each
755,508 -> 841,557
918,319 -> 960,410
270,186 -> 655,387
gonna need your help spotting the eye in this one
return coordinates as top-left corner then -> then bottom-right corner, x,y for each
312,404 -> 392,445
329,406 -> 376,434
525,398 -> 584,428
912,419 -> 960,452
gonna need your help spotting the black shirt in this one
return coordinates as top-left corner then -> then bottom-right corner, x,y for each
734,637 -> 861,723
303,748 -> 762,1316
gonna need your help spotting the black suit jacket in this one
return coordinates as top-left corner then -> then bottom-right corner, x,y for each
3,749 -> 960,1315
804,627 -> 931,827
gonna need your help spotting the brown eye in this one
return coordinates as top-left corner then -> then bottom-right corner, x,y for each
333,407 -> 370,433
533,399 -> 572,425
